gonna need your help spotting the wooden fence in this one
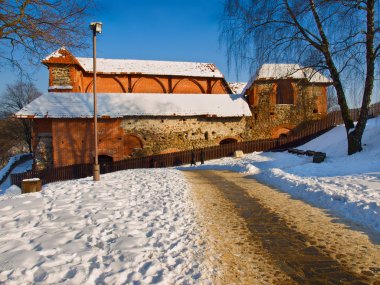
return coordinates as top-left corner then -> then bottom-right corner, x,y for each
11,102 -> 380,187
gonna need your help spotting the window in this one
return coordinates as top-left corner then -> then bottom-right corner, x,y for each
219,138 -> 238,145
276,80 -> 294,104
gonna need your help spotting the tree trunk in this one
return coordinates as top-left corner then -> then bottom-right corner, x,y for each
346,0 -> 376,155
21,119 -> 33,153
310,0 -> 375,155
347,130 -> 363,155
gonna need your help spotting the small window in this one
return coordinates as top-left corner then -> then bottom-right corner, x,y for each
276,80 -> 294,104
219,138 -> 238,145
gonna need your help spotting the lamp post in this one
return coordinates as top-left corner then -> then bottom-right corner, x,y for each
90,22 -> 102,181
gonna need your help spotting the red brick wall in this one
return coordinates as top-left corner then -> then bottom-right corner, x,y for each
51,119 -> 142,167
32,119 -> 52,149
247,80 -> 327,113
47,63 -> 231,94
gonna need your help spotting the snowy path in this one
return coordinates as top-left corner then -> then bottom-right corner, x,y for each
188,117 -> 380,234
0,169 -> 208,284
186,170 -> 380,284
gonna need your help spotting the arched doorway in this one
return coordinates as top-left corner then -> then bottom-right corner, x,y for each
272,127 -> 291,138
98,155 -> 113,174
219,138 -> 238,145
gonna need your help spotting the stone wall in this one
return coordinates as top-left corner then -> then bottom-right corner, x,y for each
120,116 -> 252,156
50,66 -> 72,87
247,80 -> 328,138
42,116 -> 252,167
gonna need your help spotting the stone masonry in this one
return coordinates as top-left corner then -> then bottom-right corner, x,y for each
247,81 -> 328,138
44,116 -> 252,168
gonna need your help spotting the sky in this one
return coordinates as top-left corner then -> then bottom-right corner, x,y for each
0,0 -> 250,95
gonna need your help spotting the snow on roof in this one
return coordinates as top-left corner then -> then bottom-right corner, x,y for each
256,64 -> 332,83
16,93 -> 251,118
228,82 -> 247,94
43,47 -> 72,61
75,57 -> 224,78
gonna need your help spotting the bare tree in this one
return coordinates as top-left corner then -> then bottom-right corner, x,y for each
0,0 -> 94,70
327,87 -> 339,112
0,81 -> 42,152
222,0 -> 379,155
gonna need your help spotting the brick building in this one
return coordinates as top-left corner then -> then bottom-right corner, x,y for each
16,49 -> 331,169
243,64 -> 331,138
17,93 -> 251,168
42,47 -> 232,94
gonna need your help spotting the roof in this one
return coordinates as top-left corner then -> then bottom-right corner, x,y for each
75,58 -> 223,78
255,64 -> 332,83
43,48 -> 224,78
15,93 -> 251,118
228,82 -> 247,94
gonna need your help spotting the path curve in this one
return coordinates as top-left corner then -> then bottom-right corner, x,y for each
184,170 -> 380,285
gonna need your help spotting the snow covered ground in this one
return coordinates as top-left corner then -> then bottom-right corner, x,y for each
0,117 -> 378,284
0,158 -> 33,194
192,117 -> 380,234
0,169 -> 207,284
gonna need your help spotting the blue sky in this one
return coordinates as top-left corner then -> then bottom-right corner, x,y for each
0,0 -> 250,95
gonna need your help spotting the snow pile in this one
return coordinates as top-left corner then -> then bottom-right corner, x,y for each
0,169 -> 208,284
192,117 -> 380,234
16,92 -> 251,118
3,185 -> 22,196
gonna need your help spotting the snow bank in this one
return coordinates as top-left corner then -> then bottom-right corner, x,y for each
0,154 -> 32,182
190,117 -> 380,234
0,169 -> 208,284
0,157 -> 33,194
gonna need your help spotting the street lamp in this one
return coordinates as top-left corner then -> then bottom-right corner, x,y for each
90,22 -> 102,181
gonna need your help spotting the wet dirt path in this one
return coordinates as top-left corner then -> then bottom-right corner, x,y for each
184,170 -> 380,285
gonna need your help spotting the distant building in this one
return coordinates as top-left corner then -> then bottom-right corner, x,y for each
16,48 -> 331,169
243,64 -> 331,138
42,47 -> 232,94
